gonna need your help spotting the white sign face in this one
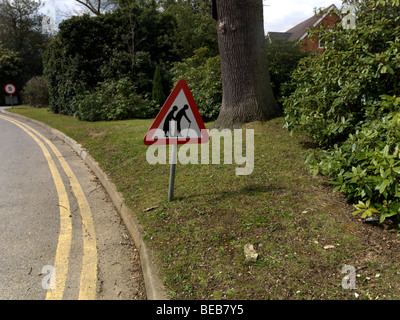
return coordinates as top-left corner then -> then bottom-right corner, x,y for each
151,90 -> 203,141
4,84 -> 16,95
143,79 -> 209,146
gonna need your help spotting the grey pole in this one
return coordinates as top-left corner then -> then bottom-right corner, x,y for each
168,143 -> 177,202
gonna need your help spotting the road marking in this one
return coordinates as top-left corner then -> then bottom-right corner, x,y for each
0,115 -> 72,300
0,115 -> 98,300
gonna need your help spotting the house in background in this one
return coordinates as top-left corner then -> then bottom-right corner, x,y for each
267,4 -> 341,54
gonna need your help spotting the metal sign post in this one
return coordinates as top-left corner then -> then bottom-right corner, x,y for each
143,79 -> 210,202
4,84 -> 16,107
168,144 -> 177,202
168,120 -> 178,202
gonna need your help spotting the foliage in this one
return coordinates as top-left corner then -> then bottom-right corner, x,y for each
43,0 -> 218,121
307,95 -> 400,227
43,4 -> 175,117
265,38 -> 310,107
284,0 -> 400,147
0,0 -> 49,85
171,47 -> 222,121
43,37 -> 86,115
152,65 -> 164,106
161,0 -> 218,59
73,78 -> 156,121
0,45 -> 22,104
21,76 -> 49,107
284,0 -> 400,228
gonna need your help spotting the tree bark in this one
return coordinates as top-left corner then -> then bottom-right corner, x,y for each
214,0 -> 280,129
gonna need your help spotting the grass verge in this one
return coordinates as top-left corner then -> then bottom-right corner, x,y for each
8,106 -> 400,300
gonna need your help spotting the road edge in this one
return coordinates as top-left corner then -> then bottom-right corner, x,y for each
1,109 -> 168,300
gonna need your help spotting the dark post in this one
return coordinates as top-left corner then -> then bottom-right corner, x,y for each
212,0 -> 218,20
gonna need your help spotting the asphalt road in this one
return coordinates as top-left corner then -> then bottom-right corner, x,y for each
0,110 -> 146,300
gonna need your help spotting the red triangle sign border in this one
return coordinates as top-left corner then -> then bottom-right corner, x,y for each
143,79 -> 209,146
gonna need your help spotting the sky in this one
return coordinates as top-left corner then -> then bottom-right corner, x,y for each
40,0 -> 345,33
40,0 -> 84,24
263,0 -> 343,33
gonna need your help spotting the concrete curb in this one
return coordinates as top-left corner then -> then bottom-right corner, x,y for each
1,109 -> 167,300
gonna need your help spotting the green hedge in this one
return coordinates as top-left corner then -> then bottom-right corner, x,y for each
73,78 -> 157,121
307,95 -> 400,226
171,47 -> 222,121
21,76 -> 49,108
284,0 -> 400,229
43,5 -> 175,118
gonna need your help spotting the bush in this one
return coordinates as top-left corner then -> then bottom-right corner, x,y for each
21,76 -> 49,107
152,65 -> 165,106
43,5 -> 176,117
284,1 -> 400,147
265,38 -> 310,107
307,95 -> 400,227
171,47 -> 222,121
284,0 -> 400,228
0,45 -> 22,104
73,78 -> 157,121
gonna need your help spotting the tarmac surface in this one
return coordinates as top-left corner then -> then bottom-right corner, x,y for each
0,109 -> 146,300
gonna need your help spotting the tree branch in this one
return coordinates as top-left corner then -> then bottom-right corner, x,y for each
74,0 -> 101,15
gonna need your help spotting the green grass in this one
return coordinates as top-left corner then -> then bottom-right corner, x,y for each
9,106 -> 400,300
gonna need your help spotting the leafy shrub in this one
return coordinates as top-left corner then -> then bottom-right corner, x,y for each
307,95 -> 400,227
43,5 -> 175,117
171,47 -> 222,121
163,0 -> 218,60
284,1 -> 400,147
266,38 -> 310,107
21,76 -> 49,107
284,0 -> 400,228
152,65 -> 165,106
0,45 -> 22,104
73,78 -> 157,121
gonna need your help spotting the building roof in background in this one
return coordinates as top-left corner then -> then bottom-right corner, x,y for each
268,4 -> 337,42
267,32 -> 293,41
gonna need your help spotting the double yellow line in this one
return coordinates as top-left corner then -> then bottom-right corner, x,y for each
0,115 -> 98,300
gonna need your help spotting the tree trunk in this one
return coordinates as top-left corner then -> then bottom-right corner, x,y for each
214,0 -> 280,129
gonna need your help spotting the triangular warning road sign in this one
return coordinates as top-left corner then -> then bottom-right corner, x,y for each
143,79 -> 209,146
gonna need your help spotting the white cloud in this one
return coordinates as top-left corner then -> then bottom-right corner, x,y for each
264,0 -> 343,32
40,0 -> 86,25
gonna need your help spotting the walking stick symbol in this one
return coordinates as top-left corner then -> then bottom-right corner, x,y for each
186,121 -> 191,138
